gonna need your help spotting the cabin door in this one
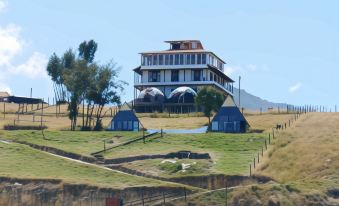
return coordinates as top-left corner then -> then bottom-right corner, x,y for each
224,122 -> 234,132
133,121 -> 139,131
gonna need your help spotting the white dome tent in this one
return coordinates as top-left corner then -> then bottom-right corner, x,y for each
167,86 -> 197,103
136,87 -> 165,103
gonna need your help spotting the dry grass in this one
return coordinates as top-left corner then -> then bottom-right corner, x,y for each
256,112 -> 339,190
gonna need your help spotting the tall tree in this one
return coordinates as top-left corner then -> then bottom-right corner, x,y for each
195,87 -> 224,130
46,53 -> 65,103
91,61 -> 126,130
79,40 -> 97,63
47,40 -> 126,131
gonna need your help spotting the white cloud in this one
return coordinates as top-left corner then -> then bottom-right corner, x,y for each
246,64 -> 257,71
0,21 -> 48,93
224,66 -> 241,75
0,24 -> 23,67
289,82 -> 302,93
10,52 -> 48,78
0,0 -> 7,13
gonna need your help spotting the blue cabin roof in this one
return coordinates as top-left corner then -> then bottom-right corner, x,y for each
112,110 -> 139,122
212,107 -> 247,123
212,96 -> 249,125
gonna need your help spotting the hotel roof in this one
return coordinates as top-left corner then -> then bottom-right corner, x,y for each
139,50 -> 226,64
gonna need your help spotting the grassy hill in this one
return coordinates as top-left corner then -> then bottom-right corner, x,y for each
172,113 -> 339,205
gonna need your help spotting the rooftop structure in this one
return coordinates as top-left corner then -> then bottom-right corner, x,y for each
133,40 -> 234,113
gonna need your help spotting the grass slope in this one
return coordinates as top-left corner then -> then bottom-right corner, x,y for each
0,130 -> 142,157
103,133 -> 268,175
0,141 -> 178,188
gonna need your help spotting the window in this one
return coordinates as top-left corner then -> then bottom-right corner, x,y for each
172,43 -> 180,50
165,55 -> 169,65
186,54 -> 190,64
152,55 -> 158,65
170,55 -> 174,65
159,55 -> 164,65
179,54 -> 184,65
197,54 -> 202,64
214,74 -> 216,81
148,70 -> 161,82
192,42 -> 197,49
128,121 -> 132,130
171,70 -> 179,82
210,72 -> 213,81
190,54 -> 195,64
144,55 -> 152,66
193,70 -> 201,81
202,54 -> 206,64
142,56 -> 145,66
175,54 -> 179,65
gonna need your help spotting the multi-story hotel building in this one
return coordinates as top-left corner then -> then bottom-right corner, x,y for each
133,40 -> 234,113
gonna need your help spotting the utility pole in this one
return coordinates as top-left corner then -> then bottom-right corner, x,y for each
30,88 -> 32,98
238,76 -> 241,108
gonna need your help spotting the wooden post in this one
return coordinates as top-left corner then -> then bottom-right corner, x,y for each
3,102 -> 5,119
265,140 -> 267,149
225,183 -> 228,206
162,192 -> 165,204
161,128 -> 163,137
289,120 -> 290,127
141,191 -> 145,206
253,158 -> 256,169
184,188 -> 187,202
268,134 -> 271,144
104,140 -> 106,152
40,100 -> 44,129
249,164 -> 251,176
257,152 -> 260,163
261,147 -> 264,157
272,129 -> 275,139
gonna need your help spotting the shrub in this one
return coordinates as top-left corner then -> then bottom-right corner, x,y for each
3,124 -> 48,130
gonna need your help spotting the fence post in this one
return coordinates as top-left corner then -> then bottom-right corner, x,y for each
289,120 -> 290,127
141,190 -> 145,206
225,183 -> 228,206
257,152 -> 260,163
162,191 -> 165,204
265,140 -> 267,149
103,140 -> 106,152
161,128 -> 163,137
261,147 -> 264,157
249,164 -> 251,176
3,102 -> 5,119
272,129 -> 275,139
184,187 -> 187,202
253,158 -> 256,169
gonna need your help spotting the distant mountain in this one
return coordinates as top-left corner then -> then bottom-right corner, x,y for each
232,88 -> 288,111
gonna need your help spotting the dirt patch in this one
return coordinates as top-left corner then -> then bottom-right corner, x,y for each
104,151 -> 210,164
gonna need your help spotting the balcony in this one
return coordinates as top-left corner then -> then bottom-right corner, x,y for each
134,78 -> 233,95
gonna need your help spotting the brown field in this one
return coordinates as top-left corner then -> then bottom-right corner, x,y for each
0,102 -> 297,132
257,112 -> 339,189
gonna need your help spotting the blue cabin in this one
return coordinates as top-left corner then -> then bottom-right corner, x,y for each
107,103 -> 141,131
211,96 -> 249,133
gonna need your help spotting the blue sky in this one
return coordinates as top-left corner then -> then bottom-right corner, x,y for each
0,0 -> 338,107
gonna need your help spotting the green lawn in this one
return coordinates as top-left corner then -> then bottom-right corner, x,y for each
0,130 -> 142,157
0,130 -> 269,176
0,141 -> 180,188
103,133 -> 268,175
